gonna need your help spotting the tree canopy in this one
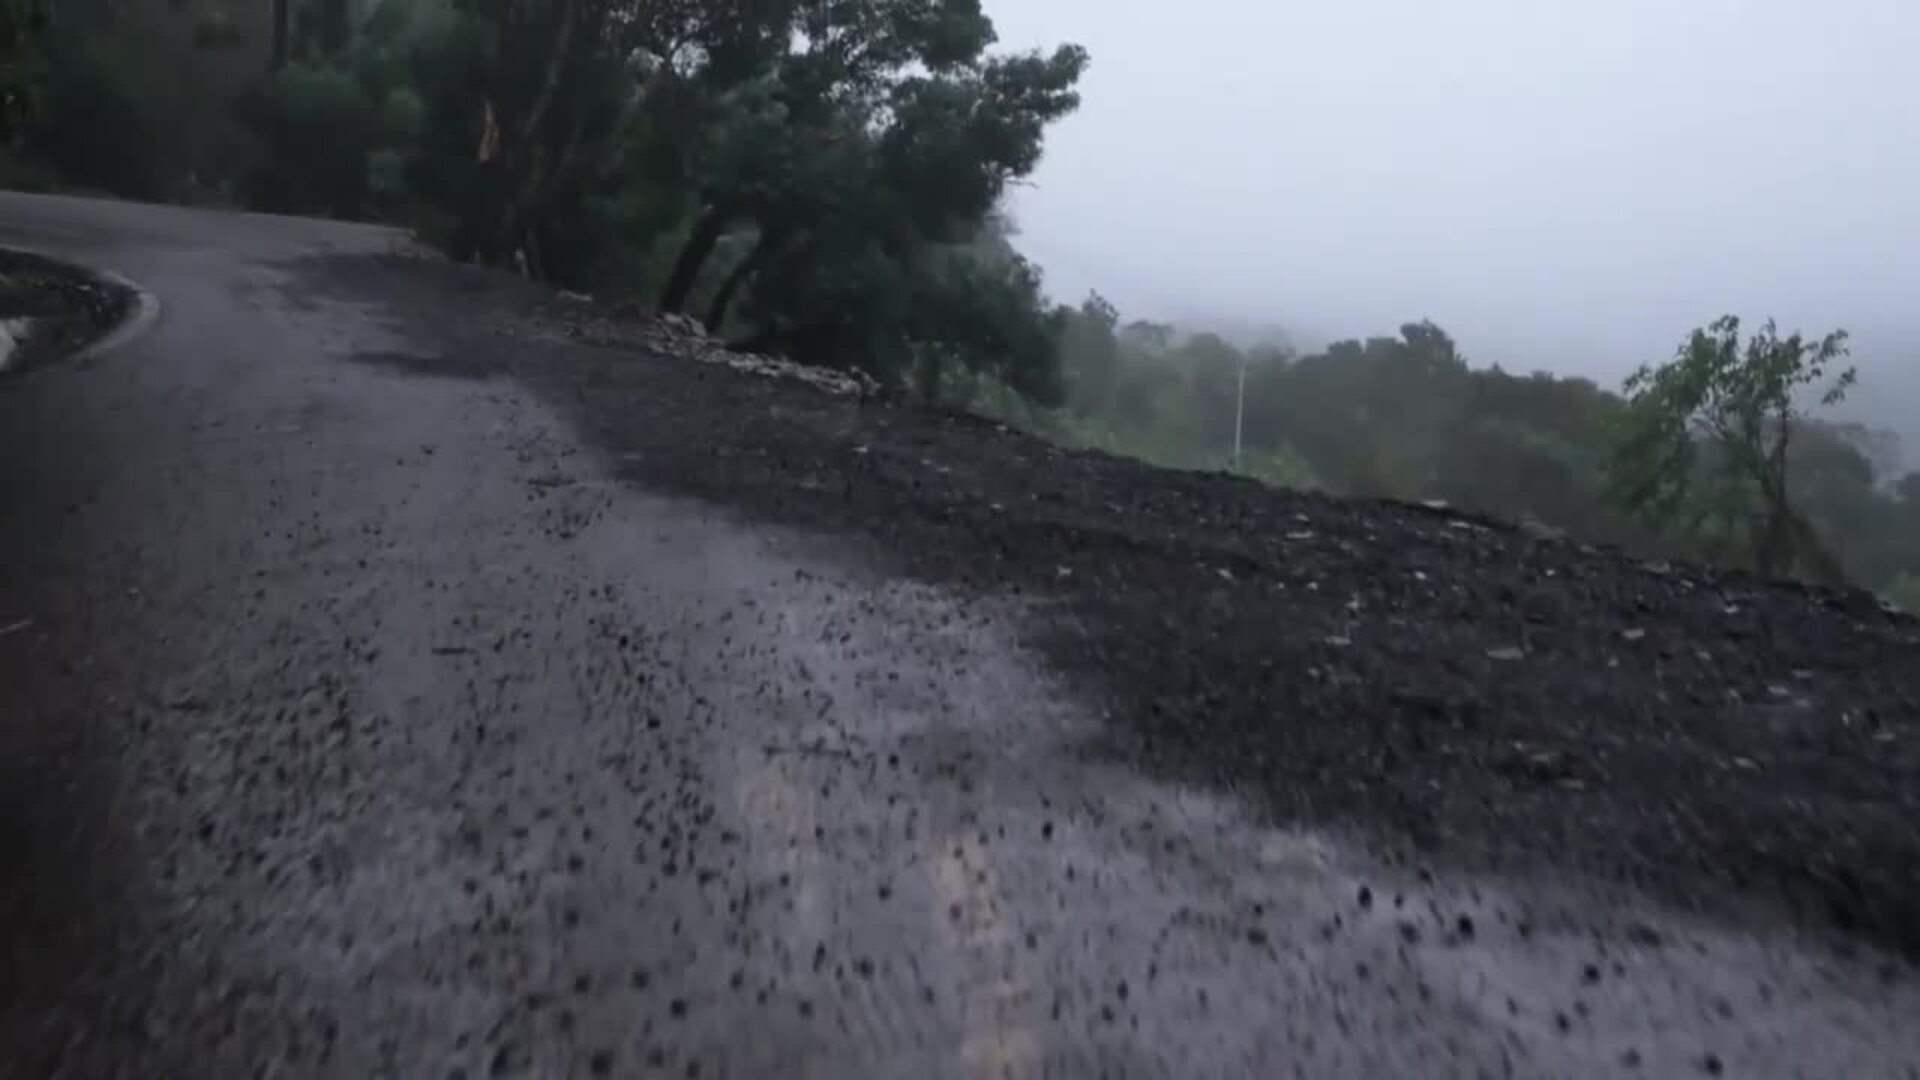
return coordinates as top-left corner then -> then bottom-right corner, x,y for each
1609,317 -> 1856,580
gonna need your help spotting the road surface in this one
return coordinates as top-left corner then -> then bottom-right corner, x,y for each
1,192 -> 1915,1079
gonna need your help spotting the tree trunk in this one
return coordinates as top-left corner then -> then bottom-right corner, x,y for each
704,231 -> 779,331
489,0 -> 577,261
320,0 -> 350,54
1757,503 -> 1792,578
518,0 -> 577,151
658,207 -> 730,314
270,0 -> 290,70
1789,509 -> 1849,586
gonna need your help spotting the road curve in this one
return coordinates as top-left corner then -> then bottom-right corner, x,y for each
1,192 -> 1915,1079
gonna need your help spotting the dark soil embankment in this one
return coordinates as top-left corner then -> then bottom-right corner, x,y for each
0,248 -> 135,373
316,252 -> 1920,961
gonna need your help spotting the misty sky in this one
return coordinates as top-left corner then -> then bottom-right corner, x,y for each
986,0 -> 1920,393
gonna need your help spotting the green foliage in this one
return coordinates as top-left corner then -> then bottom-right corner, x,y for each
1609,316 -> 1856,579
241,63 -> 380,216
1039,295 -> 1918,599
0,0 -> 48,146
15,0 -> 265,199
21,0 -> 1086,398
905,246 -> 1067,406
1229,447 -> 1321,491
637,3 -> 1087,396
26,27 -> 171,197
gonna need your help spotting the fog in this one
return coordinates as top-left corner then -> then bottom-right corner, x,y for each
988,0 -> 1919,440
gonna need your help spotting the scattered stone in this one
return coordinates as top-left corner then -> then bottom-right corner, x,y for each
513,300 -> 882,398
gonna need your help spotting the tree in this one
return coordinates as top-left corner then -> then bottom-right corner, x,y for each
241,62 -> 380,216
1898,472 -> 1920,510
0,0 -> 48,148
650,0 -> 1002,315
1057,292 -> 1121,416
1608,316 -> 1856,581
699,29 -> 1086,395
1263,325 -> 1467,498
1173,331 -> 1243,451
363,0 -> 645,278
654,3 -> 1087,328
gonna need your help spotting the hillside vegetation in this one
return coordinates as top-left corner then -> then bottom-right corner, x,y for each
2,0 -> 1915,606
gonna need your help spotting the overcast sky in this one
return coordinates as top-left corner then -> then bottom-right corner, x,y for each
985,0 -> 1920,394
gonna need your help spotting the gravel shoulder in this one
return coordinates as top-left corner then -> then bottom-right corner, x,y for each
311,252 -> 1920,964
0,247 -> 135,373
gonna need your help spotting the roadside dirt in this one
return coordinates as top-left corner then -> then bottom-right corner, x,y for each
315,252 -> 1920,964
0,248 -> 134,373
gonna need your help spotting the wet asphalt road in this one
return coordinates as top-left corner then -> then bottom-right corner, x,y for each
1,192 -> 1916,1079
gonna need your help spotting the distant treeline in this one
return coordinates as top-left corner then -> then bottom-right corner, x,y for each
986,302 -> 1920,610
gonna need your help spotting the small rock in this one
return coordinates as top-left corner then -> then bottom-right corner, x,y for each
1485,645 -> 1526,662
